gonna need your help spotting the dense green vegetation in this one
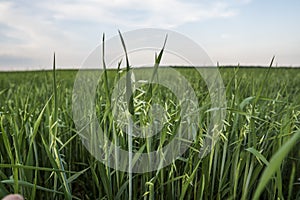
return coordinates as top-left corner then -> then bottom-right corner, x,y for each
0,67 -> 299,199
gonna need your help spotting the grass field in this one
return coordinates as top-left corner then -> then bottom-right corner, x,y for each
0,66 -> 300,199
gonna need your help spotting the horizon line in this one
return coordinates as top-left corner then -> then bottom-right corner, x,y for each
1,65 -> 300,72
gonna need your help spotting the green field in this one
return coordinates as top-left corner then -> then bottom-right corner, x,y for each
0,67 -> 299,199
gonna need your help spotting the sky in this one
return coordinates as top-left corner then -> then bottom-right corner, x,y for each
0,0 -> 300,70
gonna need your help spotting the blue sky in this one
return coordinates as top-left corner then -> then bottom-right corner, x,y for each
0,0 -> 299,70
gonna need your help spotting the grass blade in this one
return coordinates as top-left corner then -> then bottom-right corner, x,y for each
253,130 -> 300,199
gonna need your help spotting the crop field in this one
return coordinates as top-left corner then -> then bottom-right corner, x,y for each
0,66 -> 300,199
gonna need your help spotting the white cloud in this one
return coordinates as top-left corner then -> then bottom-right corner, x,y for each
237,0 -> 253,4
0,0 -> 249,69
43,0 -> 238,28
0,1 -> 77,63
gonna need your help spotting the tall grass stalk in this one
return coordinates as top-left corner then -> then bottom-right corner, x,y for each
118,30 -> 134,200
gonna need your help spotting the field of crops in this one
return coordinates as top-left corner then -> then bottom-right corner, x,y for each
0,66 -> 299,199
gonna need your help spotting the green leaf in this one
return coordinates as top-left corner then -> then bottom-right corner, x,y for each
246,147 -> 269,166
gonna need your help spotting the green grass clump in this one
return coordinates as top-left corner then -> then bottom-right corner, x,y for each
0,61 -> 299,199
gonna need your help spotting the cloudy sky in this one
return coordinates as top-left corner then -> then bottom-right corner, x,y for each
0,0 -> 299,70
